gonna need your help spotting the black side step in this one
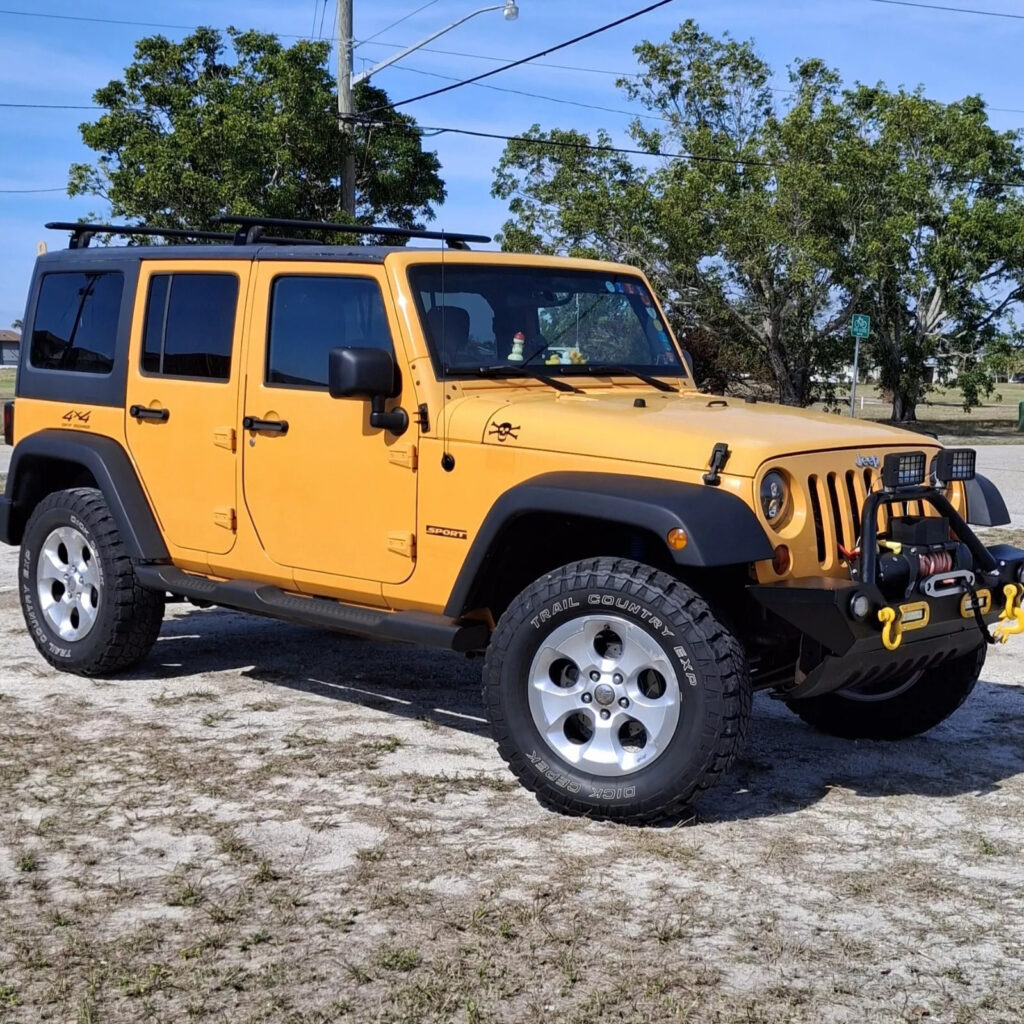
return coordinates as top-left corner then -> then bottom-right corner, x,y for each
135,566 -> 489,653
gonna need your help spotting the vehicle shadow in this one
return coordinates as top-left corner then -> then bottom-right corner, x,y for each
698,677 -> 1024,824
128,606 -> 489,735
131,607 -> 1024,821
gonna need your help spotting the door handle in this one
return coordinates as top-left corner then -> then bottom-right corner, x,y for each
130,405 -> 170,422
243,416 -> 289,435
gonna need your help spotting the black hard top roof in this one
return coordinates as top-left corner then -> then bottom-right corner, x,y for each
35,243 -> 418,266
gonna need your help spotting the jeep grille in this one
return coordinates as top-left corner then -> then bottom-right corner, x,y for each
806,468 -> 947,570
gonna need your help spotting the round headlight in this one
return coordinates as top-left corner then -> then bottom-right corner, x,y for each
760,470 -> 791,527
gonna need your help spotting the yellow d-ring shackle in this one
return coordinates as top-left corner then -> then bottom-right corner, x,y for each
994,583 -> 1024,644
878,606 -> 904,651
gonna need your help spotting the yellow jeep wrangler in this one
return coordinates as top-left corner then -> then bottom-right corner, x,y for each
3,216 -> 1023,824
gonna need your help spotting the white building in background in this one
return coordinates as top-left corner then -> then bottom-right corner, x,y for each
0,330 -> 19,367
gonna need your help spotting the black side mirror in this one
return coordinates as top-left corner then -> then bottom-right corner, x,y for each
328,347 -> 408,436
328,346 -> 398,399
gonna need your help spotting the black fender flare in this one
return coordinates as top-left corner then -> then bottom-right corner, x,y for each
964,473 -> 1010,527
444,471 -> 774,617
0,429 -> 169,560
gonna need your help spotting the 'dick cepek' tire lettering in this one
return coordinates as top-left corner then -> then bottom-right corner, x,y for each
483,557 -> 752,824
19,488 -> 165,676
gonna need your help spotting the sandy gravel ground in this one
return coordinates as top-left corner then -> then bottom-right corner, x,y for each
2,533 -> 1024,1023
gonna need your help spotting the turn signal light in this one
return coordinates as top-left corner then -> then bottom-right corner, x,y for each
666,528 -> 688,551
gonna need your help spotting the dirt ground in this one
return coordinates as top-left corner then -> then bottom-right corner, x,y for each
2,540 -> 1024,1023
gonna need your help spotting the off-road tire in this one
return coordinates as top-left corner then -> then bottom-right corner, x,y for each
483,558 -> 751,824
785,645 -> 985,740
19,487 -> 164,676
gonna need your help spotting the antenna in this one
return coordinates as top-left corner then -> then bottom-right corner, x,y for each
440,231 -> 455,472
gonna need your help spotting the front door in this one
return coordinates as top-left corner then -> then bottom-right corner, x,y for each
125,263 -> 248,556
241,263 -> 417,585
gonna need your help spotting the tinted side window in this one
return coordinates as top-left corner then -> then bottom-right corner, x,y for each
142,273 -> 238,380
267,276 -> 392,388
30,271 -> 123,374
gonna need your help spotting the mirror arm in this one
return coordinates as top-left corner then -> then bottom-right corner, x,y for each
369,395 -> 409,437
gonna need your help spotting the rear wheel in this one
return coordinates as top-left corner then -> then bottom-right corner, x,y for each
19,487 -> 164,676
483,558 -> 751,824
785,646 -> 985,740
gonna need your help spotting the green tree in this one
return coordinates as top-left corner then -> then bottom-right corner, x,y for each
493,22 -> 866,404
69,28 -> 445,231
843,88 -> 1024,420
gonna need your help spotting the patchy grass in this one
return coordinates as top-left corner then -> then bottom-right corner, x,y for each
1,544 -> 1024,1022
0,368 -> 14,402
810,383 -> 1024,443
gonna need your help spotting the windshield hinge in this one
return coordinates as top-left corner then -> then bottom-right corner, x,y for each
415,403 -> 430,433
703,442 -> 731,486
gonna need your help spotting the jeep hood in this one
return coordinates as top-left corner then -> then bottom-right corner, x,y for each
445,389 -> 935,477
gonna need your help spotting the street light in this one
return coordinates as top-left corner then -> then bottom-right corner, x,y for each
337,0 -> 520,214
351,1 -> 520,87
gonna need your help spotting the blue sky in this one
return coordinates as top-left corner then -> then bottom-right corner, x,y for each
3,0 -> 1024,329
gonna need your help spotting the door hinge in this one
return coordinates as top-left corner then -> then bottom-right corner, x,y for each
213,507 -> 237,532
388,444 -> 418,471
214,427 -> 237,452
387,531 -> 416,558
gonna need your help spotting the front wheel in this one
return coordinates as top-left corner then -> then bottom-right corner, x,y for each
483,558 -> 751,824
785,645 -> 985,740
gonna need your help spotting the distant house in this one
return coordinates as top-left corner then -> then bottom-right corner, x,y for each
0,330 -> 19,367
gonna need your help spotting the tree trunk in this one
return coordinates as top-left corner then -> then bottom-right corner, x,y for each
891,391 -> 917,422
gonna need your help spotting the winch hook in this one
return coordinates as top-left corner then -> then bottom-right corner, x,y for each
878,606 -> 904,652
993,584 -> 1024,644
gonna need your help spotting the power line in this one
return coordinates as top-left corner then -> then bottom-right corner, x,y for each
0,186 -> 66,193
0,102 -> 100,109
0,6 -> 318,39
393,63 -> 667,122
0,6 -> 642,78
372,0 -> 679,113
395,120 -> 1024,190
866,0 -> 1024,19
360,0 -> 440,46
357,38 -> 636,77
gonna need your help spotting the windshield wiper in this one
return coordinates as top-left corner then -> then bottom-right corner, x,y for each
589,365 -> 678,393
446,365 -> 584,394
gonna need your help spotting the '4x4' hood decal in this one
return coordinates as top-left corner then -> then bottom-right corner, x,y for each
448,390 -> 933,477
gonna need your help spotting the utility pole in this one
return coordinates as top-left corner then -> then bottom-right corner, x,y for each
337,0 -> 356,217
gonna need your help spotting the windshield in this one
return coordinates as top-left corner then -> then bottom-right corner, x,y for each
409,265 -> 687,378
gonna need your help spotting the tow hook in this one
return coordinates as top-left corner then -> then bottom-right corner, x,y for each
878,606 -> 903,651
994,584 -> 1024,644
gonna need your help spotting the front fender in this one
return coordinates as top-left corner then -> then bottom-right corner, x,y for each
444,471 -> 773,617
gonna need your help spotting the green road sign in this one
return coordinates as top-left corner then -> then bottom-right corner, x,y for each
851,314 -> 870,339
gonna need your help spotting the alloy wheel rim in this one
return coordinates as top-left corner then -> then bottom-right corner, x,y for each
527,614 -> 681,777
36,526 -> 101,642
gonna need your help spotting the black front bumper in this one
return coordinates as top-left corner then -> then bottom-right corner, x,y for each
750,545 -> 1024,699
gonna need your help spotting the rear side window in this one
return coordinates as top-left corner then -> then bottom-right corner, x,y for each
30,271 -> 124,374
267,276 -> 393,388
142,273 -> 239,380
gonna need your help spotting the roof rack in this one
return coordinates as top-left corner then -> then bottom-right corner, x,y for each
45,217 -> 493,252
45,222 -> 236,250
215,214 -> 491,250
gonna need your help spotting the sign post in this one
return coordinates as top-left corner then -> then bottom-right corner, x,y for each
850,314 -> 870,417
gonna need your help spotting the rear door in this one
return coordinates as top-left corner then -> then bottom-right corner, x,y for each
241,262 -> 417,584
125,262 -> 248,556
